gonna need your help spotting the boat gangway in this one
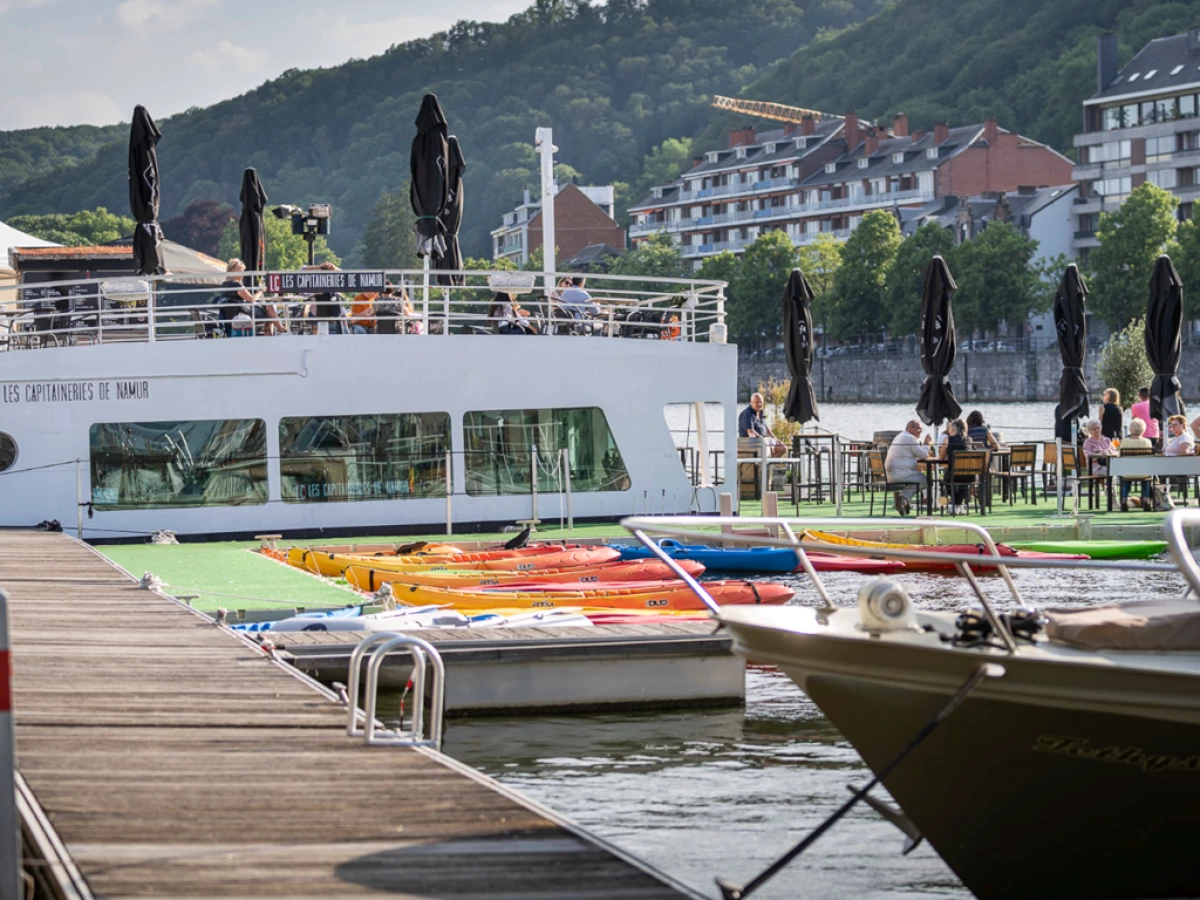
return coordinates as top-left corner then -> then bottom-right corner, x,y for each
0,529 -> 699,898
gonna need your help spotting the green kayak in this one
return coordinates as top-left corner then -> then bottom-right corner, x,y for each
1005,540 -> 1167,560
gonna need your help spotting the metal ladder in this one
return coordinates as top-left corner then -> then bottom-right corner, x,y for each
343,633 -> 446,750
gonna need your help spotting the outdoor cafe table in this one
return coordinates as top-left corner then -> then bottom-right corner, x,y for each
1106,455 -> 1200,511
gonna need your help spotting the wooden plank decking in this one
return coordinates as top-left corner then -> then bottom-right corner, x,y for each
0,530 -> 698,898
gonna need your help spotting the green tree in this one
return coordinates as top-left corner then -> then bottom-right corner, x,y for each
1173,219 -> 1200,300
8,207 -> 134,246
884,223 -> 953,337
607,232 -> 689,296
829,210 -> 901,340
621,137 -> 694,222
359,187 -> 417,269
217,214 -> 339,270
1088,183 -> 1178,329
952,220 -> 1040,334
726,229 -> 799,342
1096,317 -> 1154,413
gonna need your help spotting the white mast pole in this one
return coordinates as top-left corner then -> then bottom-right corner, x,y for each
535,127 -> 557,295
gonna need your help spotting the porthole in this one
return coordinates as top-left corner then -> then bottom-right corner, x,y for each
0,433 -> 15,473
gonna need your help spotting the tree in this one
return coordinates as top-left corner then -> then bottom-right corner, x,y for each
359,188 -> 418,269
217,214 -> 339,270
883,223 -> 953,337
1088,183 -> 1178,329
727,230 -> 799,342
952,220 -> 1040,334
829,210 -> 900,340
607,232 -> 689,296
1173,217 -> 1200,300
162,200 -> 235,257
1097,317 -> 1154,414
8,208 -> 134,246
621,137 -> 694,222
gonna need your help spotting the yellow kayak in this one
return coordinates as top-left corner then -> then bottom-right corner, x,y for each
344,558 -> 706,592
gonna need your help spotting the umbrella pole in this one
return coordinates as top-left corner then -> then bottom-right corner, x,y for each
1055,437 -> 1064,516
422,255 -> 430,334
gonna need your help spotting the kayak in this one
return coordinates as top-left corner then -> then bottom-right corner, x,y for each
609,539 -> 905,574
344,558 -> 707,592
286,545 -> 620,577
801,530 -> 1088,570
1004,540 -> 1167,560
384,579 -> 795,611
233,605 -> 595,632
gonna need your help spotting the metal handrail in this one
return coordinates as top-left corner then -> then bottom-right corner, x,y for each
1164,509 -> 1200,599
345,633 -> 446,749
623,515 -> 1183,655
345,632 -> 404,737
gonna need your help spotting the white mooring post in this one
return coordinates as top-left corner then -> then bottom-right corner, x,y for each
75,459 -> 83,541
535,127 -> 557,296
561,448 -> 573,531
0,590 -> 19,900
531,444 -> 540,524
444,450 -> 453,536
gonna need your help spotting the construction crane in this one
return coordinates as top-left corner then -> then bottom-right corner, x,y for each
711,95 -> 841,125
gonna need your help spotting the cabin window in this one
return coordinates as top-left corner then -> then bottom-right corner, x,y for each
278,413 -> 450,503
463,407 -> 630,496
0,432 -> 15,472
89,419 -> 267,509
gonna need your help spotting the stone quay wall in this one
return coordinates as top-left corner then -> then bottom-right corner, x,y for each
738,346 -> 1200,404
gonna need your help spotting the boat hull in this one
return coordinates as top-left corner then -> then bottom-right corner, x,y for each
720,609 -> 1200,900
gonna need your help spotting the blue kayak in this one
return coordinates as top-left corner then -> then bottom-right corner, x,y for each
609,539 -> 799,574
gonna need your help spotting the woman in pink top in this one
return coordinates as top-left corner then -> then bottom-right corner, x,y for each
1082,420 -> 1116,475
1130,387 -> 1160,440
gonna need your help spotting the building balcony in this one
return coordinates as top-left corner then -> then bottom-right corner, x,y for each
629,220 -> 669,237
676,176 -> 799,204
794,228 -> 852,246
1072,163 -> 1101,181
666,189 -> 936,237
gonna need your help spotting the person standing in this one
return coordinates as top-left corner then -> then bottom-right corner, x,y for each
1130,387 -> 1160,449
738,393 -> 785,458
1101,388 -> 1123,439
885,419 -> 933,515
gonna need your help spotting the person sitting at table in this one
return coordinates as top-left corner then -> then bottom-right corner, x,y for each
939,418 -> 972,514
348,290 -> 378,334
1165,415 -> 1195,456
1082,419 -> 1116,475
965,410 -> 999,451
885,419 -> 934,516
1118,418 -> 1153,510
1101,388 -> 1123,439
488,292 -> 539,335
738,393 -> 786,458
215,258 -> 282,335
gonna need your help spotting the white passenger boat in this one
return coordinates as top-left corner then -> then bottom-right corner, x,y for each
0,269 -> 732,538
622,512 -> 1200,900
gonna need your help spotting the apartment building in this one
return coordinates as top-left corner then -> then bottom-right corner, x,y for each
492,182 -> 623,266
630,111 -> 1072,268
1073,30 -> 1200,258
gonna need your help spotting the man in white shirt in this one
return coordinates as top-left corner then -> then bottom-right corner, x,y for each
559,277 -> 601,317
885,419 -> 933,515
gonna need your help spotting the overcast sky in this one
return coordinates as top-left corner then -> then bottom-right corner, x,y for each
1,0 -> 532,130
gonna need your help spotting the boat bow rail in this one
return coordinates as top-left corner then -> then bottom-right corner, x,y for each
622,514 -> 1185,654
0,268 -> 728,348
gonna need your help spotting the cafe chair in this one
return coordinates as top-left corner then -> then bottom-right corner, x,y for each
1115,445 -> 1154,511
944,450 -> 988,517
994,443 -> 1037,505
1078,453 -> 1112,510
865,449 -> 922,517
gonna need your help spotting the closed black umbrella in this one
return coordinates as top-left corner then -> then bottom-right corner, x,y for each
128,105 -> 164,276
435,136 -> 466,287
1146,254 -> 1186,427
782,268 -> 818,424
915,254 -> 962,426
410,94 -> 449,261
238,168 -> 268,284
1053,263 -> 1090,428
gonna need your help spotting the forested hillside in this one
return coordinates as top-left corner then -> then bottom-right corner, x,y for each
702,0 -> 1200,155
0,0 -> 885,260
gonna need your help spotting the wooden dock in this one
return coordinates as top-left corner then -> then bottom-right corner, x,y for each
271,623 -> 743,715
0,530 -> 700,899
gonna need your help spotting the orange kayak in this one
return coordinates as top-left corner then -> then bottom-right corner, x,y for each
385,579 -> 794,611
286,545 -> 620,577
345,559 -> 706,592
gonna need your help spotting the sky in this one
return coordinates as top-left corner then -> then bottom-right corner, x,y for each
1,0 -> 532,131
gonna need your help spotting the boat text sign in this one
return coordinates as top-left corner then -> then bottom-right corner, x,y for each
265,271 -> 385,295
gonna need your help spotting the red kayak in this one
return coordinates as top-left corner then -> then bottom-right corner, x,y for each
805,552 -> 907,573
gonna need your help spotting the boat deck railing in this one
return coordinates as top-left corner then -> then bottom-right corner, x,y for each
0,268 -> 727,350
622,513 -> 1191,655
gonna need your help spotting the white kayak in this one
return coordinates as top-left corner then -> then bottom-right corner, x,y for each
232,605 -> 594,633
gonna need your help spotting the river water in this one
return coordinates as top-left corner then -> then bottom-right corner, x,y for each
441,530 -> 1184,898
